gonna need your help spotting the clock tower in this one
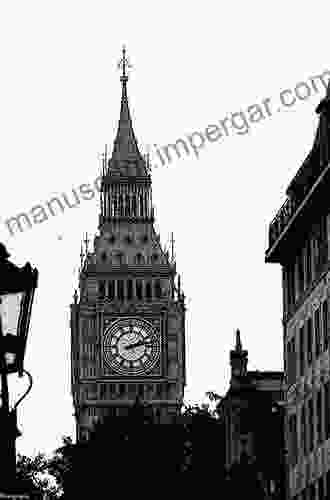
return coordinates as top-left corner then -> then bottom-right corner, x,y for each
70,48 -> 186,441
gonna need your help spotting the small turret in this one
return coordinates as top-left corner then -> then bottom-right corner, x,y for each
230,329 -> 248,380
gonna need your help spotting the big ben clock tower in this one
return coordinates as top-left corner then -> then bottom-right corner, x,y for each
70,48 -> 186,441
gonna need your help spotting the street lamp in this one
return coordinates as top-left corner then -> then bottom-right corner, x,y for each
0,267 -> 38,375
0,243 -> 38,492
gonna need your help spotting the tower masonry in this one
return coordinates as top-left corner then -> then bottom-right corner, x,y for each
70,48 -> 186,440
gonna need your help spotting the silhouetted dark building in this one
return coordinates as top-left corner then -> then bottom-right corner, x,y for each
217,330 -> 284,498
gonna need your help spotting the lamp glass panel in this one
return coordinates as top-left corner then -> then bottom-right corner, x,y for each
0,292 -> 24,336
5,352 -> 15,365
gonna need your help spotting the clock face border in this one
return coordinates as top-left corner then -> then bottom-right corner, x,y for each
102,316 -> 162,377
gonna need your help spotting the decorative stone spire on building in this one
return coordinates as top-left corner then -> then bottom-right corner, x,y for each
107,46 -> 148,177
99,46 -> 153,227
230,329 -> 248,380
235,329 -> 242,352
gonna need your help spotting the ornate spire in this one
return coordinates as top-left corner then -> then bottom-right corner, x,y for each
235,329 -> 243,352
107,46 -> 148,177
230,329 -> 248,380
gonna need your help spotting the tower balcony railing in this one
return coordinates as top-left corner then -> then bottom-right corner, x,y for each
82,262 -> 176,276
99,212 -> 155,226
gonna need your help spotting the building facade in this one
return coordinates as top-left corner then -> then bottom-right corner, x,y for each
266,85 -> 330,499
217,330 -> 284,498
70,49 -> 186,441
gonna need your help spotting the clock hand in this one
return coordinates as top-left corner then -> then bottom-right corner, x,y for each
125,341 -> 144,350
125,337 -> 156,350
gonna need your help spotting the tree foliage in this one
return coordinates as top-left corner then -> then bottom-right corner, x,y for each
16,452 -> 60,498
16,390 -> 280,498
15,393 -> 224,497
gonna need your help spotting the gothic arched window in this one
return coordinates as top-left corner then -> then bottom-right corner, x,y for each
117,280 -> 124,301
127,280 -> 133,300
156,383 -> 162,398
98,281 -> 105,299
119,195 -> 124,216
109,280 -> 115,300
155,280 -> 162,298
145,281 -> 152,300
132,196 -> 137,216
136,280 -> 143,300
125,194 -> 130,216
140,194 -> 144,217
135,253 -> 145,265
113,198 -> 118,217
151,253 -> 158,263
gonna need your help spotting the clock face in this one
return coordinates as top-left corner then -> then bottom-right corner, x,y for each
103,317 -> 161,376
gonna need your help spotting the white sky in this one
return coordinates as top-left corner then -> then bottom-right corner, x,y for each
0,0 -> 328,457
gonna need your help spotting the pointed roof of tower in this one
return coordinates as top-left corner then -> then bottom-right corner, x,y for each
230,329 -> 248,357
107,46 -> 149,177
230,329 -> 248,381
235,329 -> 242,352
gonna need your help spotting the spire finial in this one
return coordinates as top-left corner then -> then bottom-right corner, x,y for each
109,47 -> 148,177
235,329 -> 242,352
80,243 -> 84,267
170,232 -> 175,263
144,146 -> 152,172
118,45 -> 132,83
84,233 -> 89,254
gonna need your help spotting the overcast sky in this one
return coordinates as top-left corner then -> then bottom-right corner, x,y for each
0,0 -> 329,457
